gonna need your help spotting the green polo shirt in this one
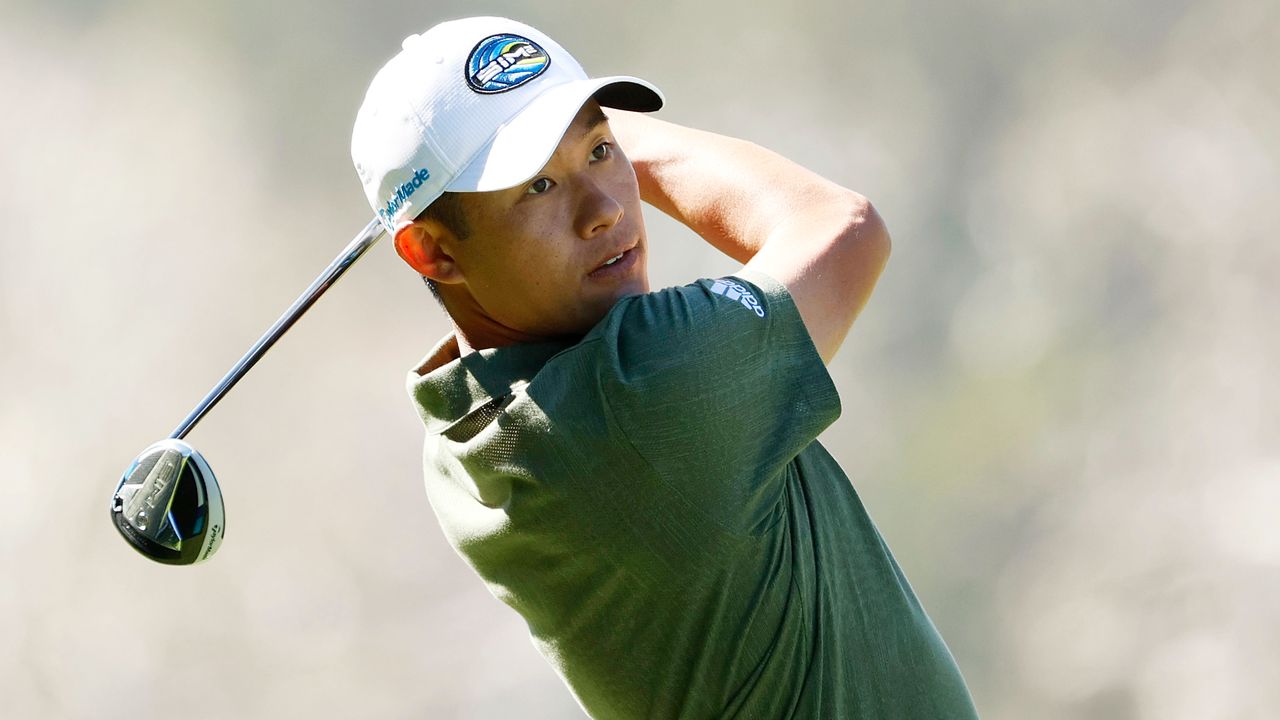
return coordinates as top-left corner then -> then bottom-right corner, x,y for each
408,269 -> 977,719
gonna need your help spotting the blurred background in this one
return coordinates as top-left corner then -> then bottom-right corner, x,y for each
2,0 -> 1277,718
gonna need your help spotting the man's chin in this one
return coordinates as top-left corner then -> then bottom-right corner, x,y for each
571,285 -> 646,335
610,275 -> 650,308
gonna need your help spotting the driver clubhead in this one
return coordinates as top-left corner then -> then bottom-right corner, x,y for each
110,439 -> 225,565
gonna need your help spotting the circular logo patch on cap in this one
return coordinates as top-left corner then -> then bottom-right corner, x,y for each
466,34 -> 550,94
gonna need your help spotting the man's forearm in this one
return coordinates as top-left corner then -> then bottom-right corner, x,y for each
607,110 -> 863,264
607,109 -> 890,363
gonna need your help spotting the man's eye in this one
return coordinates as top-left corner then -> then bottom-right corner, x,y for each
591,142 -> 612,161
526,177 -> 554,195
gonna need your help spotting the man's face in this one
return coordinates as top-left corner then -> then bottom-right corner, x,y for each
443,100 -> 649,340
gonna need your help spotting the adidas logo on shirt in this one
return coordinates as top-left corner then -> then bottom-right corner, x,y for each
710,279 -> 766,318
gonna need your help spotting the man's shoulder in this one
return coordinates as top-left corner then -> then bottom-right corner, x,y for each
561,271 -> 794,372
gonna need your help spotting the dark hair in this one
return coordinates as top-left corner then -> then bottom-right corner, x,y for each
420,191 -> 470,239
415,192 -> 470,306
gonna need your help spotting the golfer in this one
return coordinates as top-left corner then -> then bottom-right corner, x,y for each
352,16 -> 978,719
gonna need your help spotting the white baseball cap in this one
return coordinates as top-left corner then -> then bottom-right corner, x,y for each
352,16 -> 664,234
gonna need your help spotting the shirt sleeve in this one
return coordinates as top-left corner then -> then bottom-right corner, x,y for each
578,267 -> 842,534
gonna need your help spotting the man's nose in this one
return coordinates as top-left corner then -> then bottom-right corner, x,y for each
575,176 -> 624,239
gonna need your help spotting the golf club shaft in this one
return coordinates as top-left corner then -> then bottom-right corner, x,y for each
170,217 -> 386,440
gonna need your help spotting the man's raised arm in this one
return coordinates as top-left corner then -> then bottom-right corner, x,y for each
607,111 -> 891,364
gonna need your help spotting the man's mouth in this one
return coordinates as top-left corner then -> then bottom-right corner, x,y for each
589,245 -> 640,278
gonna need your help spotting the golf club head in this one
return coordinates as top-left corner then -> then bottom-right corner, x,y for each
110,439 -> 225,565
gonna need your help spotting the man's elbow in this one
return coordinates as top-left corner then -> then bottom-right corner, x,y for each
838,192 -> 892,278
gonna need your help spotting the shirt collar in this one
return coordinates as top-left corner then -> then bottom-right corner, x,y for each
406,333 -> 572,435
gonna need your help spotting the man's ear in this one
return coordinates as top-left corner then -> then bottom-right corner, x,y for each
393,219 -> 464,283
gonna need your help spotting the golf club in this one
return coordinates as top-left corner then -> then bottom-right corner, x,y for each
110,217 -> 385,565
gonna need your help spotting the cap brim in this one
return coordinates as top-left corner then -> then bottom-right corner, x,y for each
447,76 -> 663,193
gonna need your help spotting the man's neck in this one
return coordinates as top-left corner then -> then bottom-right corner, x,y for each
441,287 -> 557,354
450,317 -> 549,356
454,328 -> 477,357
